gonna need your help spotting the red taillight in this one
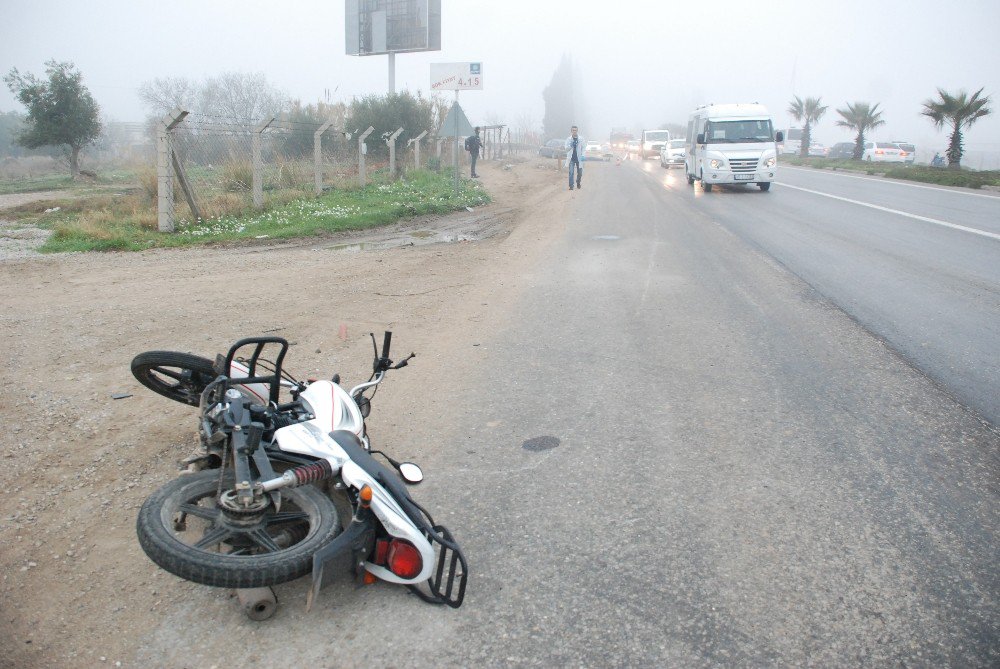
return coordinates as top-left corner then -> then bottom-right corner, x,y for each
875,149 -> 884,155
900,151 -> 908,156
387,539 -> 422,579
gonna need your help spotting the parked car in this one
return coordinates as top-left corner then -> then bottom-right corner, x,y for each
659,139 -> 686,168
828,142 -> 855,160
585,141 -> 606,161
892,141 -> 916,164
538,139 -> 565,158
862,141 -> 905,163
808,142 -> 829,157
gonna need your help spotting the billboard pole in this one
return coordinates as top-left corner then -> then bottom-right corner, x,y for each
454,90 -> 460,195
388,52 -> 396,94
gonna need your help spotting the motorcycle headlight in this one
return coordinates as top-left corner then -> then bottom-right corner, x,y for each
764,156 -> 776,168
710,159 -> 724,169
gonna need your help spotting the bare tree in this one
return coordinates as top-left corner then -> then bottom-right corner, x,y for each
138,72 -> 287,125
200,72 -> 287,125
138,76 -> 199,117
515,111 -> 537,136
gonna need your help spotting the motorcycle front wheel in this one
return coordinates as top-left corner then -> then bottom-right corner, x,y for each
136,470 -> 342,589
131,351 -> 218,406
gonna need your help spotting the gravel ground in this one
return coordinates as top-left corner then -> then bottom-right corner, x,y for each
0,190 -> 72,260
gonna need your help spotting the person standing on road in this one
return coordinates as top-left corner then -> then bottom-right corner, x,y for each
565,125 -> 585,190
465,127 -> 483,178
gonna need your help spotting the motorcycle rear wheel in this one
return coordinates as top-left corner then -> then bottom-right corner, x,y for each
131,351 -> 218,406
136,470 -> 342,589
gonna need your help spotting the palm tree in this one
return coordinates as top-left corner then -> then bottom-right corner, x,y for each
921,88 -> 992,169
835,102 -> 885,161
787,96 -> 828,158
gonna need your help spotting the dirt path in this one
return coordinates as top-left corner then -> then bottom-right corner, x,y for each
0,158 -> 569,668
0,191 -> 72,259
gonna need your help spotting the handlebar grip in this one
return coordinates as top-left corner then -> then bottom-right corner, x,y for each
382,331 -> 392,358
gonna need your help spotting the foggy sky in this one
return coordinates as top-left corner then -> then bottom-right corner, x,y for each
2,0 -> 999,155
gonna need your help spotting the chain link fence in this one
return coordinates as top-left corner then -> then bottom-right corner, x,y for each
154,109 -> 543,232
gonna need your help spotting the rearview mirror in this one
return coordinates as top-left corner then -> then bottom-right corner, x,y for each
398,462 -> 423,484
775,131 -> 784,143
696,133 -> 705,144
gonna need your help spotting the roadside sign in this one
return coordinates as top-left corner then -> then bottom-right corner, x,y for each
439,101 -> 474,138
431,62 -> 483,91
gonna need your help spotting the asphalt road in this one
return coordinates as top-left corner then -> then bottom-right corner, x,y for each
426,160 -> 998,666
652,162 -> 1000,427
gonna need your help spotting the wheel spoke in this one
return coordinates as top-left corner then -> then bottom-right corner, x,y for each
266,511 -> 309,525
179,503 -> 219,521
247,529 -> 281,553
193,525 -> 232,549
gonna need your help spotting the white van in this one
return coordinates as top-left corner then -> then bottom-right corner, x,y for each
685,103 -> 782,192
641,129 -> 670,159
778,127 -> 803,155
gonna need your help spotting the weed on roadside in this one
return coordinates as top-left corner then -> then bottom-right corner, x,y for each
36,169 -> 490,253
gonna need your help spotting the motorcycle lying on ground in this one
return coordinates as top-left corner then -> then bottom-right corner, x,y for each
130,332 -> 467,620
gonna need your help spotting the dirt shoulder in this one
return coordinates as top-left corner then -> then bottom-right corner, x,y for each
0,158 -> 570,668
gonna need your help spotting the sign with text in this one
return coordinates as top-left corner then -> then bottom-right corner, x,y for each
430,62 -> 483,91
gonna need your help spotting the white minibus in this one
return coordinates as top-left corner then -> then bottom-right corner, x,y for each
685,104 -> 782,192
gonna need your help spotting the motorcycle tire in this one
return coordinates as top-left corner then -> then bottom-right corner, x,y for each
131,351 -> 218,407
136,470 -> 342,589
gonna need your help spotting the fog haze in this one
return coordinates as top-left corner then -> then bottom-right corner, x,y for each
2,0 -> 999,160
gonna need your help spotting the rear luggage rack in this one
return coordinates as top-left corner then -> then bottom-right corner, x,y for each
408,525 -> 467,608
218,336 -> 290,405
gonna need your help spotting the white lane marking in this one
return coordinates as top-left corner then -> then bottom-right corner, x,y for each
777,182 -> 1000,241
780,165 -> 1000,200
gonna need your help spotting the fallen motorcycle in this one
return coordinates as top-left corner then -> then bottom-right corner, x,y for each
130,332 -> 467,619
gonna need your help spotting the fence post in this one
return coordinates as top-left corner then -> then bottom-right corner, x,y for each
358,126 -> 374,187
252,116 -> 275,209
314,120 -> 333,196
409,130 -> 428,170
157,108 -> 188,232
386,127 -> 403,178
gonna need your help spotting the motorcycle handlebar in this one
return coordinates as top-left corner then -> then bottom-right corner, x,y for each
382,331 -> 392,359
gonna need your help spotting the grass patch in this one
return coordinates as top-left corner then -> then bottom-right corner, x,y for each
0,168 -> 145,196
37,169 -> 490,253
780,154 -> 1000,189
0,174 -> 75,195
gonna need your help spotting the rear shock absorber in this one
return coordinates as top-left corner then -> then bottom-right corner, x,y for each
259,460 -> 334,492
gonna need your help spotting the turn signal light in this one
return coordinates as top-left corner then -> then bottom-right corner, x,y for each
387,539 -> 423,579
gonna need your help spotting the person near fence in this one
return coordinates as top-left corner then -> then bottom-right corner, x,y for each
464,127 -> 483,178
565,125 -> 586,190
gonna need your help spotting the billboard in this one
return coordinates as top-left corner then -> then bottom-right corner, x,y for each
346,0 -> 442,56
430,62 -> 483,91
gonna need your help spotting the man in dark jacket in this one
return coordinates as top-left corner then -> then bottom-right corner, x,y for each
465,127 -> 483,178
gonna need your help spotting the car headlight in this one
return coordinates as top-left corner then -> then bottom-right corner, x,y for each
763,156 -> 776,168
710,159 -> 724,169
